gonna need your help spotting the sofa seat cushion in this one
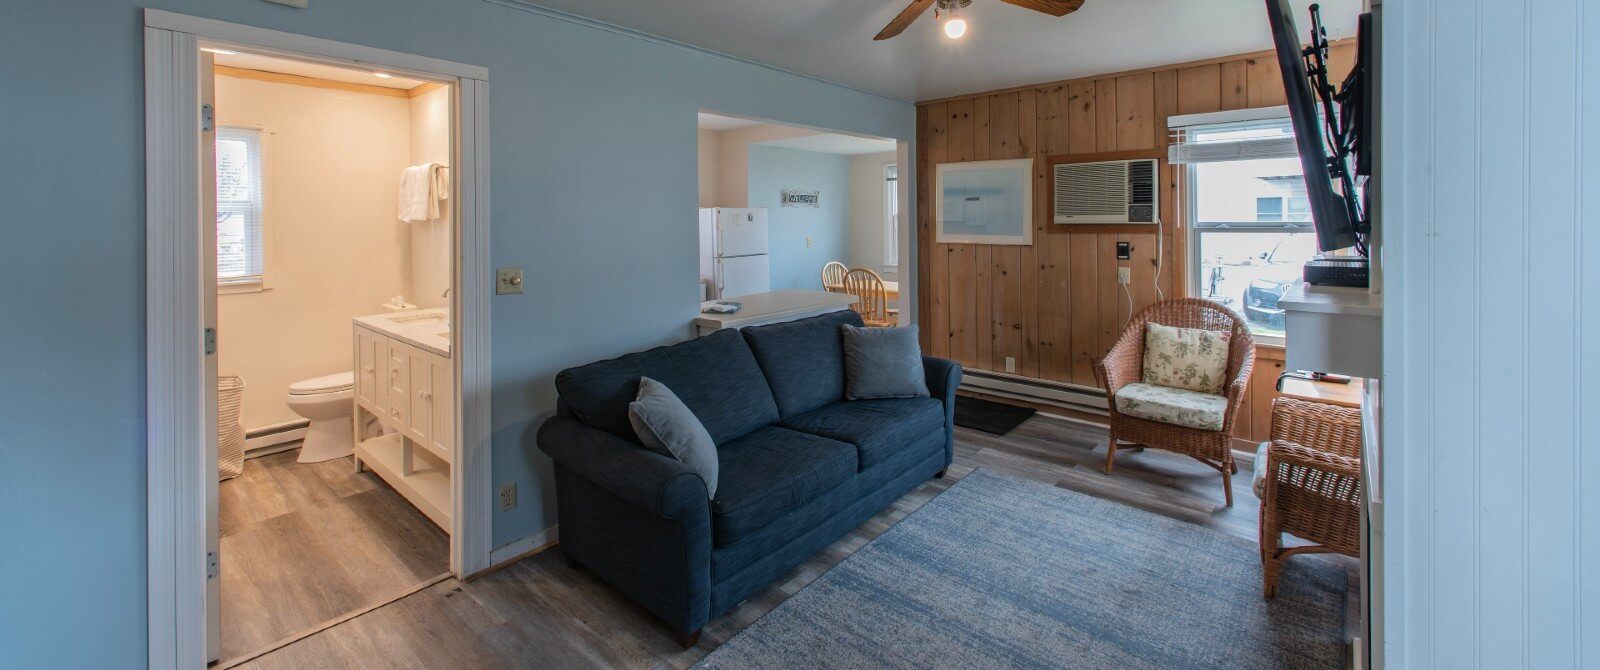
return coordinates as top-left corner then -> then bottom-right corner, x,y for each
741,310 -> 864,418
778,398 -> 944,472
711,426 -> 858,547
555,329 -> 780,445
1113,382 -> 1228,431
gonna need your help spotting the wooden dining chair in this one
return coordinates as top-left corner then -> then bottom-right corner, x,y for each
843,268 -> 895,327
821,261 -> 848,292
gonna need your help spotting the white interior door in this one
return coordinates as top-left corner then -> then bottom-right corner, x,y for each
200,51 -> 222,664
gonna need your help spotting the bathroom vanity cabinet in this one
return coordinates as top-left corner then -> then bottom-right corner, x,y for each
351,311 -> 454,531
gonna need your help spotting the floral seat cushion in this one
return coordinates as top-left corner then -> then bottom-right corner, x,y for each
1112,382 -> 1228,431
1142,323 -> 1231,394
1252,440 -> 1270,497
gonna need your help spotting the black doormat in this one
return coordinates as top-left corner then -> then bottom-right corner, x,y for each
953,396 -> 1037,435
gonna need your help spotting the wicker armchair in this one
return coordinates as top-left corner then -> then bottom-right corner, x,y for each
1096,298 -> 1256,507
1258,396 -> 1363,598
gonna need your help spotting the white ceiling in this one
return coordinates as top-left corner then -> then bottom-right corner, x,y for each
525,0 -> 1360,102
697,112 -> 765,131
755,133 -> 898,156
210,51 -> 428,89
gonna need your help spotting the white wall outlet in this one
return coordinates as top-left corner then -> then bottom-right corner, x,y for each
806,237 -> 813,248
498,482 -> 517,511
1005,356 -> 1016,373
1117,267 -> 1131,284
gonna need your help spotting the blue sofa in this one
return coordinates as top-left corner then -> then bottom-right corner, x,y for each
537,310 -> 961,646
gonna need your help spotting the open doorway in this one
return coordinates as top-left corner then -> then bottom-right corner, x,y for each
694,112 -> 906,335
143,11 -> 493,669
199,48 -> 457,664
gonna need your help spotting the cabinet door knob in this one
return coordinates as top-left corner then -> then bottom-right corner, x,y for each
420,390 -> 432,400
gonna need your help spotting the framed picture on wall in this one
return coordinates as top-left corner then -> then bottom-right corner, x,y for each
935,158 -> 1034,245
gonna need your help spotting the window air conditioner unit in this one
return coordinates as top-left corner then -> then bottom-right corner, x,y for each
1052,158 -> 1159,225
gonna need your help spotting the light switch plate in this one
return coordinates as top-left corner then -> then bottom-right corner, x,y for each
496,268 -> 524,295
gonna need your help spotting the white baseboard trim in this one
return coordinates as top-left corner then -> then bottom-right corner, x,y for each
482,525 -> 559,576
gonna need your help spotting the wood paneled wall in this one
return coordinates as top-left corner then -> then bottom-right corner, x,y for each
917,45 -> 1352,442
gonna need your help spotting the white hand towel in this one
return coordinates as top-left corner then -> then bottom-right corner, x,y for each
398,162 -> 440,222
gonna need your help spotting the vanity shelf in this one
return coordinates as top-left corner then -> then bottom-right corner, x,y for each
353,433 -> 451,529
353,312 -> 453,533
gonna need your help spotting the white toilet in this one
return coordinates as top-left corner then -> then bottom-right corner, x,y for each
285,371 -> 356,463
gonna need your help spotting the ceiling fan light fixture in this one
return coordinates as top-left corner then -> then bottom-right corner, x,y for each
943,16 -> 968,39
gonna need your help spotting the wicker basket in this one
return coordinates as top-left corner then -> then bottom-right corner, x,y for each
218,376 -> 246,481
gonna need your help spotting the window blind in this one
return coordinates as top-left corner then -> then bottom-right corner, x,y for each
1167,116 -> 1298,165
216,127 -> 264,282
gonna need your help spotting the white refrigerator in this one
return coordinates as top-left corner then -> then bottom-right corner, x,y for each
699,207 -> 770,299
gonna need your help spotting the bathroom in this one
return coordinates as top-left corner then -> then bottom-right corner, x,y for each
207,50 -> 457,662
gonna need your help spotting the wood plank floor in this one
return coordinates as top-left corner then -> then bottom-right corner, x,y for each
219,450 -> 449,662
239,413 -> 1356,669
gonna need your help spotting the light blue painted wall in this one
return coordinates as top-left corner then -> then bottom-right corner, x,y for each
1384,0 -> 1597,667
747,146 -> 852,291
0,1 -> 913,665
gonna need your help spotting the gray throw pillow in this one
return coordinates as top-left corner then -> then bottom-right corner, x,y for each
627,377 -> 718,498
841,324 -> 929,400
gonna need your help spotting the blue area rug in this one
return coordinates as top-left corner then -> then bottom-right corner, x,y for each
696,469 -> 1347,670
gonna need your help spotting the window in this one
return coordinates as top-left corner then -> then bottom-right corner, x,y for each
1175,116 -> 1317,341
883,163 -> 899,267
216,127 -> 265,285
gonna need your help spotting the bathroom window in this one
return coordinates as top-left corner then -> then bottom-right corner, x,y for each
216,127 -> 266,286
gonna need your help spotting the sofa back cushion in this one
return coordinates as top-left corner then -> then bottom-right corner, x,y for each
555,329 -> 780,445
740,310 -> 864,418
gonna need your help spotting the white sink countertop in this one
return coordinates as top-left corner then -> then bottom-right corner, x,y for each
355,308 -> 452,357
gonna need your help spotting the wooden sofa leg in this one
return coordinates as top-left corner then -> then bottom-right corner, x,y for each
1222,466 -> 1234,508
1104,438 -> 1117,474
677,628 -> 703,649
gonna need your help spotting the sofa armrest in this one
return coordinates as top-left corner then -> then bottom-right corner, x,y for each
923,356 -> 962,407
537,416 -> 708,520
537,415 -> 713,637
923,356 -> 962,467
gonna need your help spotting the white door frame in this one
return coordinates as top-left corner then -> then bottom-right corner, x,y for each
143,10 -> 492,668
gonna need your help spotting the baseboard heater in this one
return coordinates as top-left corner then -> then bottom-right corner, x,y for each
958,369 -> 1110,416
244,419 -> 310,458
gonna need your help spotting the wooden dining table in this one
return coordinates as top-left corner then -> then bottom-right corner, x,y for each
825,279 -> 899,301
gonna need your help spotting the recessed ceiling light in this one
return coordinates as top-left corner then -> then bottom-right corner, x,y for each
373,72 -> 393,78
201,48 -> 238,55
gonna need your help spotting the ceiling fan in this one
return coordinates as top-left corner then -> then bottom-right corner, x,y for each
874,0 -> 1085,40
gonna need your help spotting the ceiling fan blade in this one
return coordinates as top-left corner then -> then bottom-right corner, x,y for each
996,0 -> 1086,17
874,0 -> 938,40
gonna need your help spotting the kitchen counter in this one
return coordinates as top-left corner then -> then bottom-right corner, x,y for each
354,308 -> 451,357
694,290 -> 858,335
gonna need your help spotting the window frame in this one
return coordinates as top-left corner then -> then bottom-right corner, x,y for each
1180,117 -> 1317,347
215,125 -> 272,293
883,162 -> 899,269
